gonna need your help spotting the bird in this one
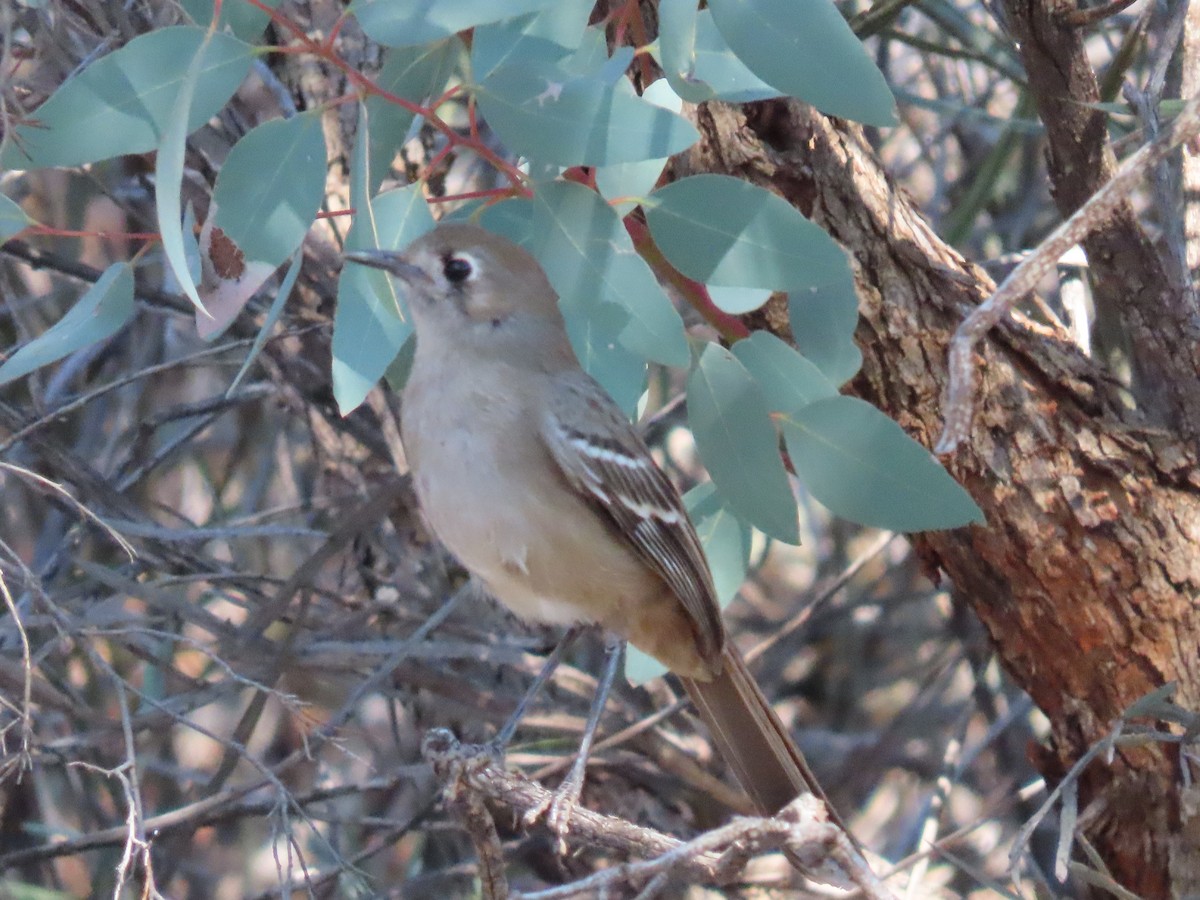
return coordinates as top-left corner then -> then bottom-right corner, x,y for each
344,222 -> 836,830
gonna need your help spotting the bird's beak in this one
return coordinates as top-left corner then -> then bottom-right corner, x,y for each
343,249 -> 425,284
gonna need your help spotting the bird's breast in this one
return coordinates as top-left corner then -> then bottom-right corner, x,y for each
400,365 -> 718,677
400,368 -> 660,630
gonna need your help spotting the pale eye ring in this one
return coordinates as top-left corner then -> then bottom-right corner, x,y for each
443,255 -> 473,284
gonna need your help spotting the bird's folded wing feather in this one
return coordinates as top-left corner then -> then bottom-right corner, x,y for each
540,375 -> 724,664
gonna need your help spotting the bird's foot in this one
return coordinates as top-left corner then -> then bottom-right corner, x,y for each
478,736 -> 508,767
525,765 -> 587,852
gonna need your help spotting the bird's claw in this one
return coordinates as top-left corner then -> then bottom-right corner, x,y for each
479,738 -> 507,767
525,773 -> 585,853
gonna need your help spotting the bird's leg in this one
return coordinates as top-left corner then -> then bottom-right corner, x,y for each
488,625 -> 583,756
527,635 -> 624,847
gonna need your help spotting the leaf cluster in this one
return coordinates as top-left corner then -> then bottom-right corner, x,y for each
1,0 -> 979,610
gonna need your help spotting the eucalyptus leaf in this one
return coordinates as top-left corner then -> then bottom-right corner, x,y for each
689,11 -> 783,102
512,0 -> 596,47
344,103 -> 401,318
529,181 -> 690,368
560,27 -> 632,81
333,183 -> 435,414
193,204 -> 274,340
707,286 -> 772,314
478,197 -> 535,245
624,646 -> 667,685
646,174 -> 851,290
593,156 -> 668,204
475,57 -> 698,166
789,280 -> 863,387
1,27 -> 253,169
472,1 -> 594,80
0,194 -> 32,245
708,0 -> 896,126
561,295 -> 647,417
657,0 -> 711,102
367,38 -> 464,191
180,0 -> 283,41
688,344 -> 799,544
211,111 -> 327,266
781,395 -> 984,530
478,195 -> 647,411
658,0 -> 783,103
0,264 -> 135,387
593,80 -> 680,202
642,76 -> 685,114
354,0 -> 561,47
157,36 -> 208,313
686,481 -> 753,606
732,331 -> 836,414
226,247 -> 303,395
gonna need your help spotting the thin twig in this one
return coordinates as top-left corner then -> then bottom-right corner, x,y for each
936,91 -> 1200,453
1060,0 -> 1143,28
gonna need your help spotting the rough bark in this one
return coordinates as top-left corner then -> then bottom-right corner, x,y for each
1002,0 -> 1200,441
675,96 -> 1200,897
1185,6 -> 1200,285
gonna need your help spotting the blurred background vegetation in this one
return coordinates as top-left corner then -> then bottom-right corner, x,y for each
0,1 -> 1193,897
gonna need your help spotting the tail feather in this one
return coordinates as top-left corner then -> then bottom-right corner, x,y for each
680,642 -> 835,820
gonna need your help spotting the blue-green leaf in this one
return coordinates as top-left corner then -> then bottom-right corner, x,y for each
690,11 -> 783,103
732,331 -> 836,414
333,183 -> 435,414
480,195 -> 646,412
529,181 -> 690,368
367,38 -> 464,191
353,0 -> 561,47
626,481 -> 751,683
708,0 -> 896,126
781,395 -> 984,530
226,247 -> 303,395
624,646 -> 665,684
658,0 -> 783,103
157,35 -> 208,313
471,2 -> 593,80
688,344 -> 799,544
344,103 -> 401,318
1,27 -> 253,169
475,58 -> 698,166
0,194 -> 33,245
211,111 -> 327,266
180,0 -> 284,41
561,296 -> 647,417
706,286 -> 771,314
478,196 -> 535,243
0,264 -> 135,387
657,0 -> 710,102
593,79 -> 680,203
511,0 -> 596,47
559,27 -> 633,81
789,280 -> 862,386
686,481 -> 752,606
181,202 -> 202,286
646,174 -> 851,290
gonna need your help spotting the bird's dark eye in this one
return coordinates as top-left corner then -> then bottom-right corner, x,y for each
443,255 -> 473,284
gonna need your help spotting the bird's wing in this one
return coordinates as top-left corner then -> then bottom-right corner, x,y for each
540,374 -> 724,664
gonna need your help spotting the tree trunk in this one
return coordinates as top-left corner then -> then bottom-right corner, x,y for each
676,95 -> 1200,897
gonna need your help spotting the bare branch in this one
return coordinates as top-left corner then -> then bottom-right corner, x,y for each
937,91 -> 1200,453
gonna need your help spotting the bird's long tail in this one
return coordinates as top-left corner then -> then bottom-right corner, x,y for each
680,641 -> 834,819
